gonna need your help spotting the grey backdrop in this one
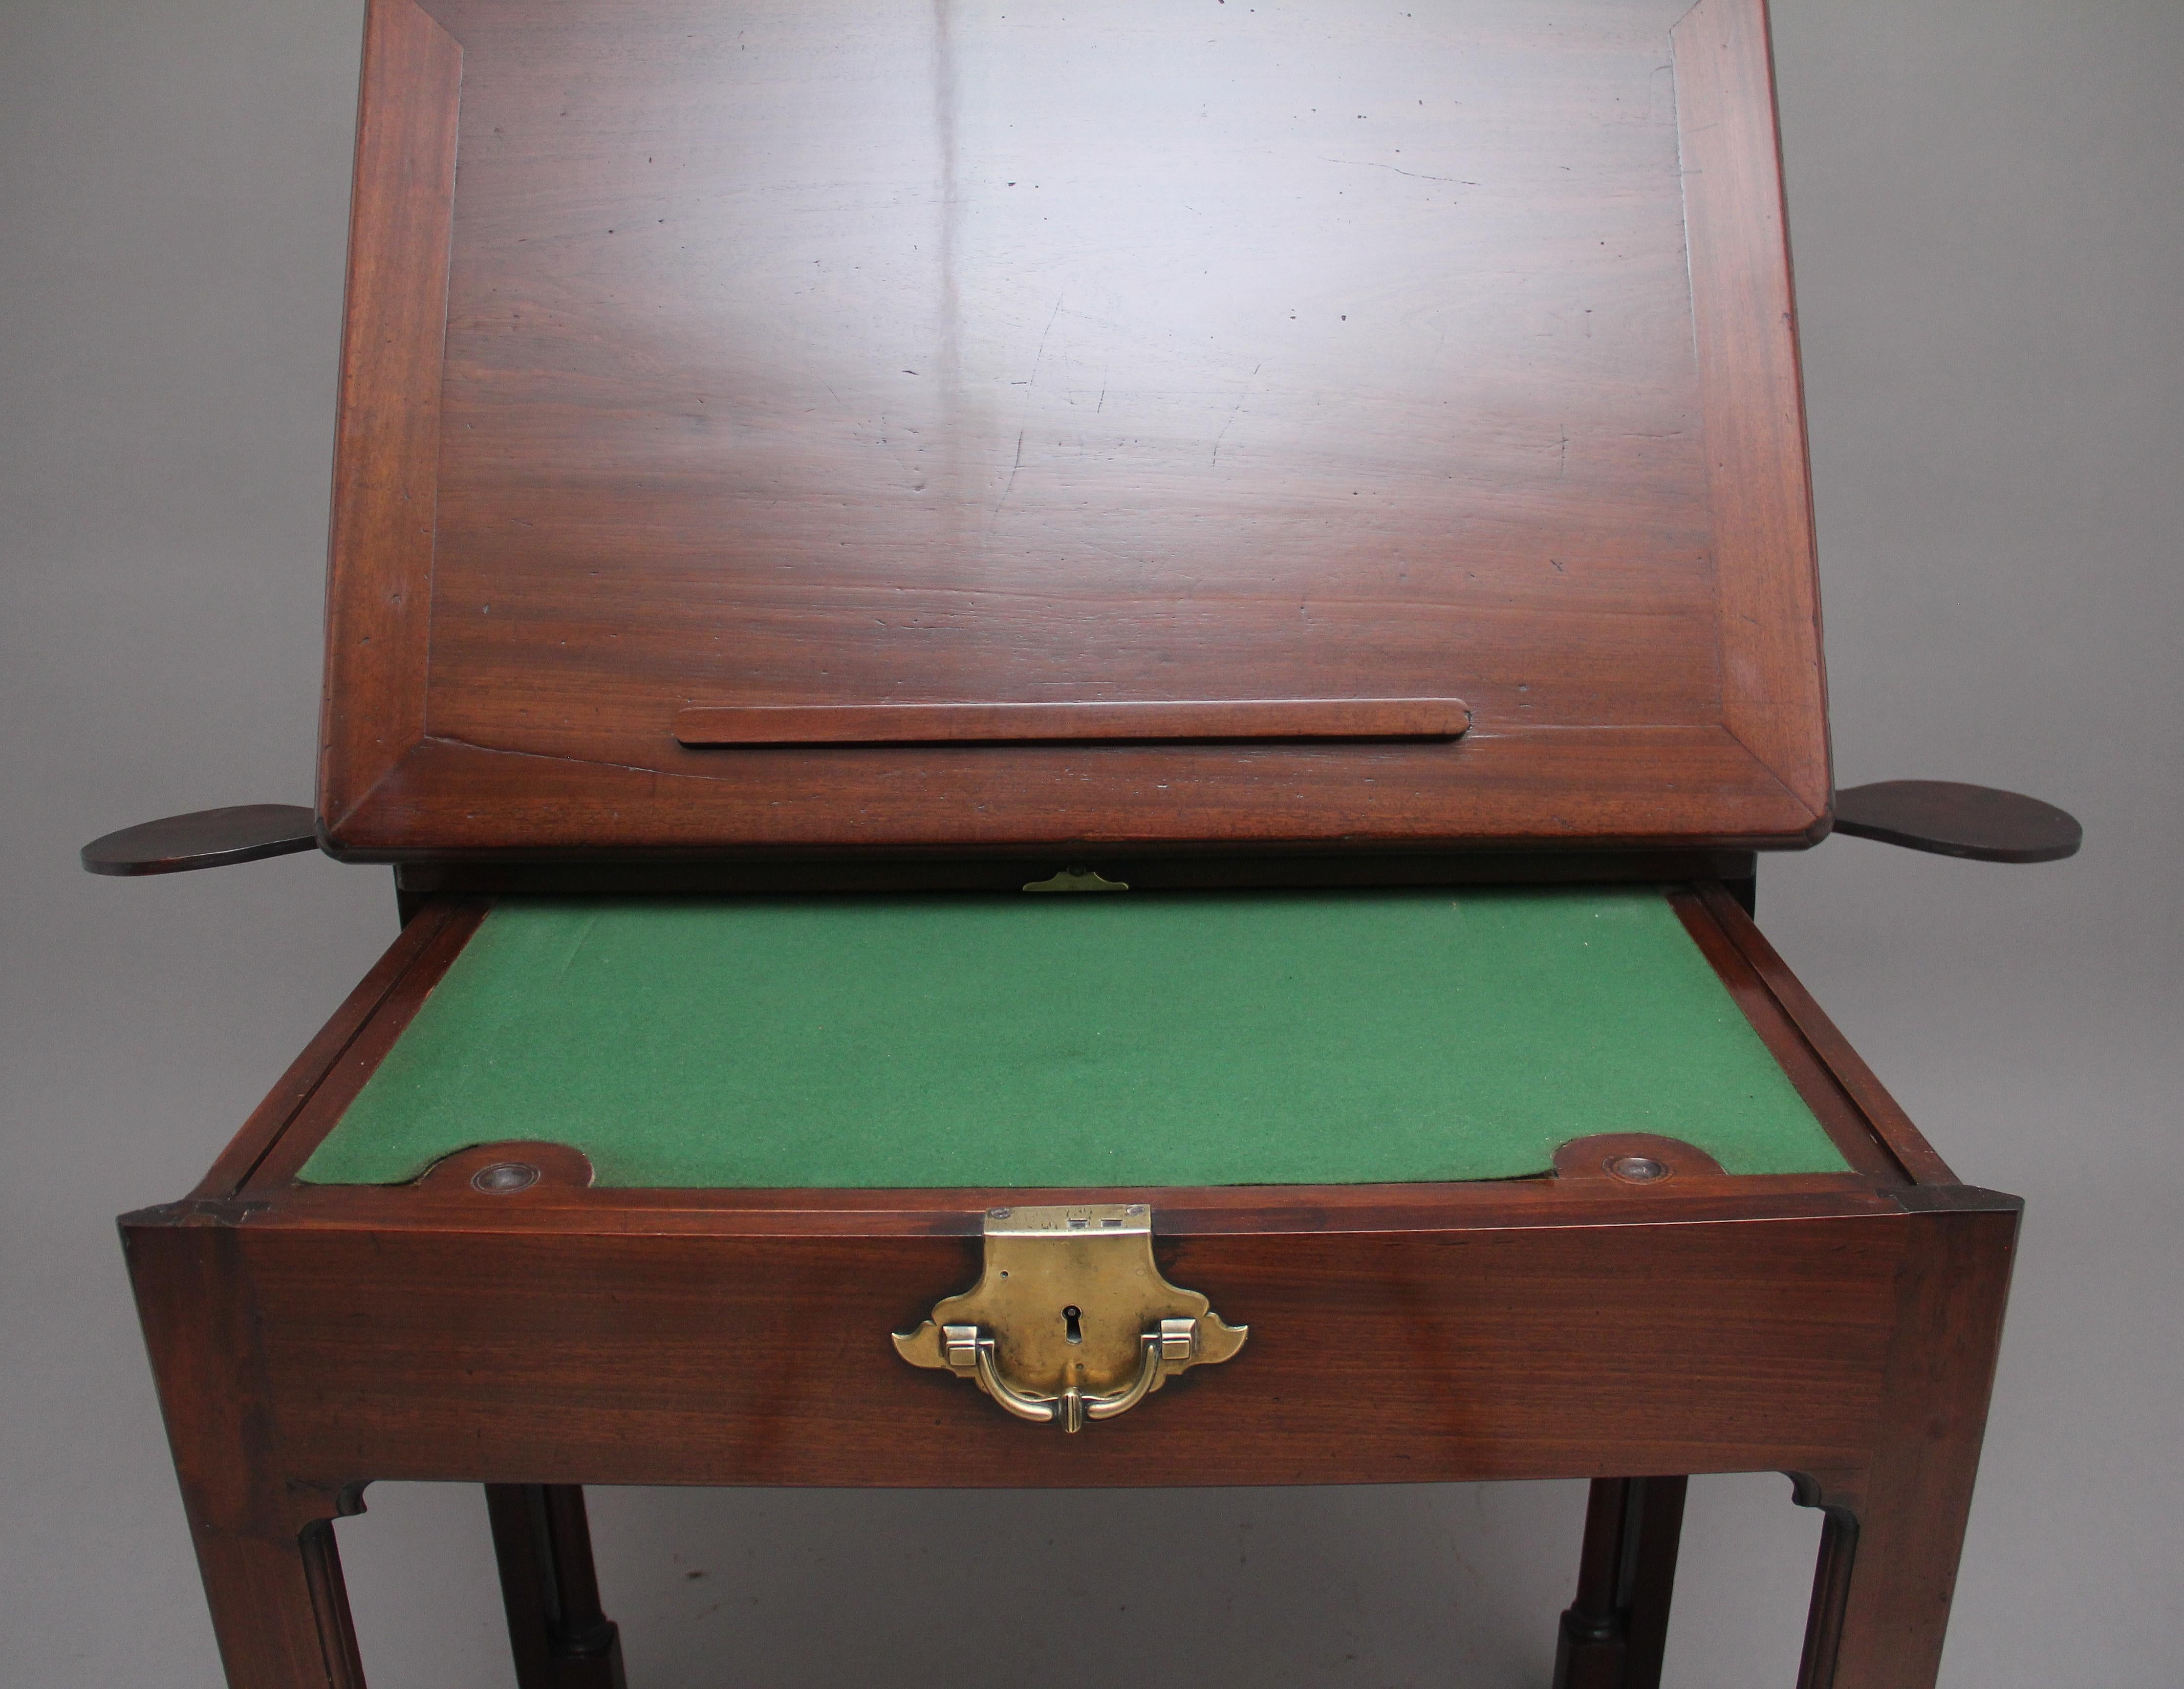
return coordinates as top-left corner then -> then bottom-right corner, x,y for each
4,0 -> 2178,1683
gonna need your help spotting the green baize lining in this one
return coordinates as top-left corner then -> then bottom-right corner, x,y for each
299,888 -> 1847,1189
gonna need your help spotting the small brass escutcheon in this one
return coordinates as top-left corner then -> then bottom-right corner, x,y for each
893,1205 -> 1246,1431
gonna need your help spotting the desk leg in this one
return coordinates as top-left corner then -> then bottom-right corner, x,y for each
162,1512 -> 368,1689
486,1484 -> 628,1689
1551,1474 -> 1687,1689
1794,1200 -> 2019,1689
127,1224 -> 369,1689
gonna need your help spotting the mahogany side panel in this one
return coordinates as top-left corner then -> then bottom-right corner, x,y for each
243,903 -> 490,1191
318,0 -> 462,834
1672,0 -> 1831,820
1666,889 -> 1909,1186
188,902 -> 462,1203
1693,883 -> 1959,1187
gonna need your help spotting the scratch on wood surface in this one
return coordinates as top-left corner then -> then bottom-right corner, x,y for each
1211,364 -> 1261,468
1029,293 -> 1064,386
992,429 -> 1026,518
1320,156 -> 1471,186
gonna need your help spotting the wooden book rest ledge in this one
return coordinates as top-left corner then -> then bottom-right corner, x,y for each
672,697 -> 1472,747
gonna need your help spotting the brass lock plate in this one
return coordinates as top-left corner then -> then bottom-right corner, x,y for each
893,1204 -> 1246,1431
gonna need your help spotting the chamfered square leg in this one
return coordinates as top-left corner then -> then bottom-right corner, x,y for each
1792,1199 -> 2019,1689
123,1223 -> 367,1689
1552,1475 -> 1688,1689
485,1484 -> 627,1689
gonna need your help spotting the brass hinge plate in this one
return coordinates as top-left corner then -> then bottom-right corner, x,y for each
1020,867 -> 1130,893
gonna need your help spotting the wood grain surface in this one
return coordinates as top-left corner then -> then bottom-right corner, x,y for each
1832,780 -> 2083,863
130,1211 -> 1907,1492
319,0 -> 462,835
124,1192 -> 2016,1687
1672,0 -> 1830,813
79,805 -> 319,876
316,0 -> 1830,857
674,697 -> 1470,746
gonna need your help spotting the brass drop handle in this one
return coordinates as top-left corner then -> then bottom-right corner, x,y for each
896,1207 -> 1246,1432
958,1329 -> 1060,1424
949,1318 -> 1198,1433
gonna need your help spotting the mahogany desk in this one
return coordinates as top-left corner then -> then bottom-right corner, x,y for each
84,0 -> 2081,1683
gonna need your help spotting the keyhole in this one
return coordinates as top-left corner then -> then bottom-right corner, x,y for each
1062,1305 -> 1083,1344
